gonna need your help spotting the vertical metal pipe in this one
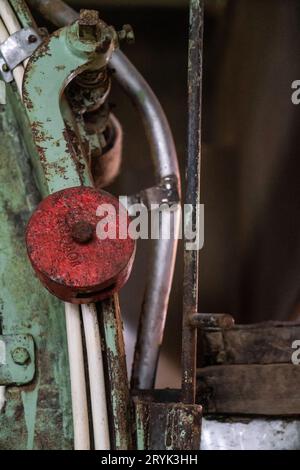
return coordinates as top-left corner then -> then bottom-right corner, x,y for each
182,0 -> 204,404
9,0 -> 38,29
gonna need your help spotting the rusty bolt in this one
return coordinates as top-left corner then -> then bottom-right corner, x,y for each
11,347 -> 30,365
71,221 -> 94,244
2,63 -> 9,73
118,24 -> 135,45
78,9 -> 100,40
28,34 -> 37,44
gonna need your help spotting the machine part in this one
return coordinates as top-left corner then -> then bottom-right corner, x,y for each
27,0 -> 181,392
19,14 -> 133,450
90,113 -> 123,189
0,27 -> 42,82
9,0 -> 38,30
135,401 -> 202,450
0,55 -> 13,81
129,175 -> 180,209
98,296 -> 133,450
182,0 -> 204,404
117,24 -> 135,45
0,335 -> 35,386
26,186 -> 136,304
22,14 -> 117,195
0,2 -> 25,95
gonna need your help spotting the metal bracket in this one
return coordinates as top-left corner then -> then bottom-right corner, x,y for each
127,175 -> 180,214
0,28 -> 42,83
0,335 -> 35,386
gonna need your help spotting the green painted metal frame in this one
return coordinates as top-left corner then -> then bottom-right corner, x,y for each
0,86 -> 73,449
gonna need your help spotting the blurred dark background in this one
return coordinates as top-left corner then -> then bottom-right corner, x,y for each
62,0 -> 300,386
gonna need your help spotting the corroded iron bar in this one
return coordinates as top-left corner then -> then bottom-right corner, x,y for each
182,0 -> 204,404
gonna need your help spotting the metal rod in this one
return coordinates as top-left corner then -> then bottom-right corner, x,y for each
9,0 -> 38,30
98,295 -> 133,450
27,0 -> 76,27
182,0 -> 204,404
27,0 -> 181,390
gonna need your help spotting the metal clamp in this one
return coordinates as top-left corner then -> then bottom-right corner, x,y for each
0,335 -> 35,386
127,175 -> 180,214
0,27 -> 42,83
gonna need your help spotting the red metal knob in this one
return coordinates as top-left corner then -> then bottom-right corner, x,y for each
26,187 -> 136,304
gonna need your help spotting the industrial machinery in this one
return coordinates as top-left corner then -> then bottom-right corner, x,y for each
0,0 -> 300,451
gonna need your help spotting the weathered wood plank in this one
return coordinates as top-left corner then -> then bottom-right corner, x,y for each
197,364 -> 300,415
200,322 -> 300,366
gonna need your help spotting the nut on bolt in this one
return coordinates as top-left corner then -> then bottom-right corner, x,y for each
11,347 -> 30,365
118,24 -> 135,45
78,9 -> 100,40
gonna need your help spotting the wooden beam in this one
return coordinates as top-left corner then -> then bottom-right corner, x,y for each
200,322 -> 300,366
197,364 -> 300,415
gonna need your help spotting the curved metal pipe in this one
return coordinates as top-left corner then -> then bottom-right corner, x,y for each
27,0 -> 181,389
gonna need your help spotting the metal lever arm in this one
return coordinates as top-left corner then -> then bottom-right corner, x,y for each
22,20 -> 115,195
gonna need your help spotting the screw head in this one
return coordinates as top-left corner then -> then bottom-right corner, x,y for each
11,347 -> 30,365
28,34 -> 37,44
2,63 -> 9,73
71,221 -> 94,244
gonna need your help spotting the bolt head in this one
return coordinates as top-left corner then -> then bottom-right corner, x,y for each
78,9 -> 100,40
71,221 -> 94,244
11,347 -> 30,365
28,34 -> 37,44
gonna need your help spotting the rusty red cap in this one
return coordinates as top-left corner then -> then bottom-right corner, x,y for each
26,186 -> 136,304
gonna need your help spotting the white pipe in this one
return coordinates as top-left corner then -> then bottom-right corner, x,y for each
82,304 -> 110,450
65,303 -> 90,450
0,15 -> 7,41
0,386 -> 5,412
0,0 -> 20,35
0,3 -> 24,95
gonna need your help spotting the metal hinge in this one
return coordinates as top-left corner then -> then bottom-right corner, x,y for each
0,335 -> 35,386
0,28 -> 42,83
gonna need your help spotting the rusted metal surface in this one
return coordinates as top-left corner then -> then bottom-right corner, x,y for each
22,18 -> 117,196
135,401 -> 202,450
189,313 -> 235,329
26,187 -> 136,304
98,295 -> 133,450
182,0 -> 204,404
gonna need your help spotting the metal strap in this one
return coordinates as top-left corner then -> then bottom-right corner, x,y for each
0,27 -> 42,83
